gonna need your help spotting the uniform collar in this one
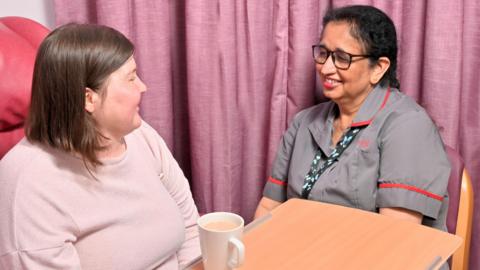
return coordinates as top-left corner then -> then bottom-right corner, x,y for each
308,103 -> 336,156
309,85 -> 391,156
351,84 -> 391,127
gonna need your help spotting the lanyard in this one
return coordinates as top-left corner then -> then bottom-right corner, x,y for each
301,126 -> 362,199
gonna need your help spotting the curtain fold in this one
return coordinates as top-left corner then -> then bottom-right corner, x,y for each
54,1 -> 480,268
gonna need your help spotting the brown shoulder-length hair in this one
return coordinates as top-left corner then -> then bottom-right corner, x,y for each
25,23 -> 134,168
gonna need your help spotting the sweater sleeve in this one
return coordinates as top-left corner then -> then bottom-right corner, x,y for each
0,151 -> 82,270
0,245 -> 82,270
159,139 -> 201,267
140,121 -> 201,268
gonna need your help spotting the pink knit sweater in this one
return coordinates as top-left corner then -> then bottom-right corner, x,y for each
0,121 -> 200,269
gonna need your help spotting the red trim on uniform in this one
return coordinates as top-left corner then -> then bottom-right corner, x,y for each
351,86 -> 391,127
268,176 -> 287,186
351,120 -> 372,127
379,87 -> 391,110
379,183 -> 443,201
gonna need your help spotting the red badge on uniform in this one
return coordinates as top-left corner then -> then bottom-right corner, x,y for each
357,139 -> 370,150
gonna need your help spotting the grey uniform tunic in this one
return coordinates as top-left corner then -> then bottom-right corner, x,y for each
263,85 -> 451,231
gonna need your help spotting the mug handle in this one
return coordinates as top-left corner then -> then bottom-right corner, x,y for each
227,237 -> 245,268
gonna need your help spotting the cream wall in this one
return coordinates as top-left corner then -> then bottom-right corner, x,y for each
0,0 -> 55,29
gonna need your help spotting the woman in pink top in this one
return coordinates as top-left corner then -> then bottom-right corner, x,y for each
0,23 -> 200,269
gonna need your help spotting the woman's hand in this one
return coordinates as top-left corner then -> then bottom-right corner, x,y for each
254,197 -> 282,219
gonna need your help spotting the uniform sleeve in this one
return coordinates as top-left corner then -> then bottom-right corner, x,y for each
263,112 -> 304,202
376,110 -> 450,219
141,122 -> 201,268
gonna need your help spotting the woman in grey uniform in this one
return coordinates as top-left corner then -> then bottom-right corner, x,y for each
255,5 -> 450,233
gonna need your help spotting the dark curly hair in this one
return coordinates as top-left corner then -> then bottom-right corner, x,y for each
323,5 -> 400,89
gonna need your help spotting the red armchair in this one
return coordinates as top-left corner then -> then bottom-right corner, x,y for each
0,17 -> 49,158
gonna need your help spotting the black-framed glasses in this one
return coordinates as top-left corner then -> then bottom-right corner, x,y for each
312,45 -> 371,70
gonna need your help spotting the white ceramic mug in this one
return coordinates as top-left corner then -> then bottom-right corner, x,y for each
197,212 -> 245,270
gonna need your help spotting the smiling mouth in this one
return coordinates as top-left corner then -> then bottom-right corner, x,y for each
323,78 -> 341,89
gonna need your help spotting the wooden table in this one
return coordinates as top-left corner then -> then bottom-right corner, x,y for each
188,199 -> 462,270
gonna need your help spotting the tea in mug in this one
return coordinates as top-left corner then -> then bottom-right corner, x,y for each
204,220 -> 238,231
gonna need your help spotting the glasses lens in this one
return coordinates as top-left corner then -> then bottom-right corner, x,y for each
332,51 -> 351,69
314,46 -> 329,64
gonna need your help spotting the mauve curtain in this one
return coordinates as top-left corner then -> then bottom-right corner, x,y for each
54,0 -> 479,268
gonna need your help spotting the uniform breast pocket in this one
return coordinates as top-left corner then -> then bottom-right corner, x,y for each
357,141 -> 379,171
354,141 -> 381,211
